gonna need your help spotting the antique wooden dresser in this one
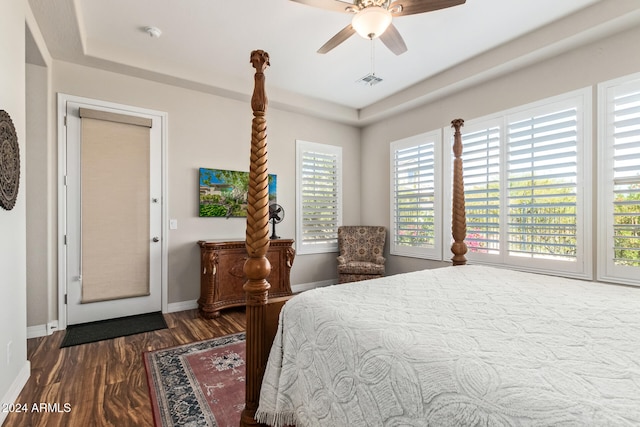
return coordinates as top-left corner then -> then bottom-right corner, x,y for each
197,239 -> 294,318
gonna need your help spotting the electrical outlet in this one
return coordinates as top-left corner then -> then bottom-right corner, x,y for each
7,340 -> 12,366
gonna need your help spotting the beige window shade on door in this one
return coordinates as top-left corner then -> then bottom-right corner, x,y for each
80,109 -> 152,303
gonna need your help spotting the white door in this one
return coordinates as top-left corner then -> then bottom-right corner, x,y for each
63,98 -> 164,325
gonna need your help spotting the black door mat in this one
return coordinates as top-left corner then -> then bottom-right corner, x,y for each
60,311 -> 168,348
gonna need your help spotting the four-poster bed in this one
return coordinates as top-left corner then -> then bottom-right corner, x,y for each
241,51 -> 640,426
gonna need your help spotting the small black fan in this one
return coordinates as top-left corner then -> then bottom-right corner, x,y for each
269,203 -> 285,239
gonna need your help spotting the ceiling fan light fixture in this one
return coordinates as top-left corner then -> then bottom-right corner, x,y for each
351,6 -> 392,39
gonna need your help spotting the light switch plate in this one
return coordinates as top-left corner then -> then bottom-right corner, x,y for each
169,219 -> 178,230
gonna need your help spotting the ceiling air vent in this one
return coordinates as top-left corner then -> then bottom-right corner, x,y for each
356,73 -> 383,86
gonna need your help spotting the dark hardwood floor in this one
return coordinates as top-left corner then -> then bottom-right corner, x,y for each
3,308 -> 246,427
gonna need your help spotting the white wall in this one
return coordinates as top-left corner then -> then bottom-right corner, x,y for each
361,25 -> 640,275
51,60 -> 361,308
0,0 -> 30,419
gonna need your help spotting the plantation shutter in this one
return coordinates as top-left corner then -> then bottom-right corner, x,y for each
462,124 -> 501,256
506,107 -> 579,262
599,76 -> 640,284
296,140 -> 342,254
611,91 -> 640,266
390,132 -> 441,259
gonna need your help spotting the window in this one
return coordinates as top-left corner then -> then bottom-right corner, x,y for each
506,101 -> 587,270
598,73 -> 640,286
387,80 -> 640,286
390,131 -> 442,259
450,89 -> 592,278
295,140 -> 342,254
460,122 -> 501,258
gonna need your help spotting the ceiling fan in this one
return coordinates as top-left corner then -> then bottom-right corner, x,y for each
292,0 -> 466,55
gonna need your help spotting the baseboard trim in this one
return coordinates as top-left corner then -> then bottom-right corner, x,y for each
27,324 -> 47,339
167,300 -> 198,313
26,321 -> 59,339
0,361 -> 31,425
292,279 -> 336,293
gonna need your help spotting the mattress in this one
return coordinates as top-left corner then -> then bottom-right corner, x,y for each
256,265 -> 640,426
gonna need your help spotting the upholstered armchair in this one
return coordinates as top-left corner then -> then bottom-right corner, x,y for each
337,226 -> 386,284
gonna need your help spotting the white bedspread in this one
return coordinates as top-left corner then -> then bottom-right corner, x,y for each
256,265 -> 640,426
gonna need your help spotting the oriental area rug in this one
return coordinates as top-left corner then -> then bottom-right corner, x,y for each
144,332 -> 246,427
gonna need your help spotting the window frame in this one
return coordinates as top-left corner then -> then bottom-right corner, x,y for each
389,131 -> 443,260
295,140 -> 343,255
597,72 -> 640,286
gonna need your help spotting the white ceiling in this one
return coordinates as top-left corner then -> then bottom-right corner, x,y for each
27,0 -> 640,125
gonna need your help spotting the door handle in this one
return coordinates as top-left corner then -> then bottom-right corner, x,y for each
152,237 -> 160,242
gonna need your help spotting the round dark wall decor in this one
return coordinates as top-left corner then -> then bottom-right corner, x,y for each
0,110 -> 20,211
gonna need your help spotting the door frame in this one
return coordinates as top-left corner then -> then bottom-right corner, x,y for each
57,93 -> 169,329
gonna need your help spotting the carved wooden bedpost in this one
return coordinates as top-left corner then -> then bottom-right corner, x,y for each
240,49 -> 272,427
451,118 -> 468,266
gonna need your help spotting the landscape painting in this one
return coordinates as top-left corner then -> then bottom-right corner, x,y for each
199,168 -> 277,217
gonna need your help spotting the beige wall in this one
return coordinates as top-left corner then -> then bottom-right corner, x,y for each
24,1 -> 56,335
0,0 -> 29,415
360,25 -> 640,275
26,63 -> 50,326
51,61 -> 361,307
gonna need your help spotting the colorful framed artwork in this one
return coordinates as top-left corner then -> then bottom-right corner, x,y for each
199,168 -> 277,218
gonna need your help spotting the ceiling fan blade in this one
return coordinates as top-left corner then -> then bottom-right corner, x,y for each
290,0 -> 354,13
318,24 -> 357,54
390,0 -> 465,16
380,23 -> 407,55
